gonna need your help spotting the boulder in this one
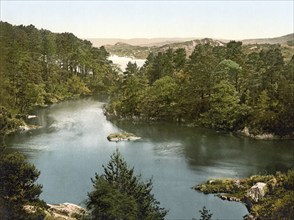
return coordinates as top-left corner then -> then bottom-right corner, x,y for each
246,182 -> 267,202
242,127 -> 250,136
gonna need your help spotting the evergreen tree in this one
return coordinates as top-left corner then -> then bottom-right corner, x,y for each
124,61 -> 139,76
0,152 -> 45,219
87,149 -> 167,220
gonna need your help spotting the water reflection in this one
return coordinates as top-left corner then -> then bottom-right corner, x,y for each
112,120 -> 294,177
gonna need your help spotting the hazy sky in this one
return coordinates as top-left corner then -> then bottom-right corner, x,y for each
1,0 -> 293,40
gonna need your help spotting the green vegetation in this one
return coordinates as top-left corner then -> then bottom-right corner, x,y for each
1,21 -> 293,218
105,35 -> 294,61
0,105 -> 45,218
194,169 -> 294,219
0,21 -> 117,133
0,151 -> 46,219
86,149 -> 168,219
0,21 -> 117,219
107,41 -> 294,137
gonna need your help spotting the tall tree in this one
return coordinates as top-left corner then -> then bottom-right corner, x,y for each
87,150 -> 168,220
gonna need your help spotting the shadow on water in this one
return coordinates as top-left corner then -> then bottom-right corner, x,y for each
112,119 -> 294,177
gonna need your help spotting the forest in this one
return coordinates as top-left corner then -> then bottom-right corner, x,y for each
0,21 -> 117,134
0,21 -> 115,219
1,21 -> 293,137
107,41 -> 294,137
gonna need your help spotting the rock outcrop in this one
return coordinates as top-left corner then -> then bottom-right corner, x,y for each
46,203 -> 86,219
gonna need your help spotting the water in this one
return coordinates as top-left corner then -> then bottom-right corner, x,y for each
108,55 -> 146,71
6,98 -> 294,219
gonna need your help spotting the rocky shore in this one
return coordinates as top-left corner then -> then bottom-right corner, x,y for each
46,203 -> 86,219
238,126 -> 294,140
193,170 -> 294,219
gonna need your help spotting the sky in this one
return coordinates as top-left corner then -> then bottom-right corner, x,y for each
0,0 -> 293,40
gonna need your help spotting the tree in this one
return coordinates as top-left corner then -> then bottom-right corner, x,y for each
67,75 -> 91,96
0,152 -> 45,219
186,44 -> 218,100
226,41 -> 244,65
140,76 -> 178,120
201,80 -> 248,130
173,48 -> 186,72
199,206 -> 213,220
214,59 -> 242,91
124,61 -> 139,76
87,149 -> 167,220
250,90 -> 277,133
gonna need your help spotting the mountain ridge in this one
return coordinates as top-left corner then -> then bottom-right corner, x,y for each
87,33 -> 293,48
242,33 -> 294,45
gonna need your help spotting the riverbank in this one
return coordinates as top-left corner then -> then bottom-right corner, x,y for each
194,169 -> 294,219
104,108 -> 294,140
237,126 -> 294,140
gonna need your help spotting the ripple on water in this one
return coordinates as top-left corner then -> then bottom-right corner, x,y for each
153,141 -> 184,157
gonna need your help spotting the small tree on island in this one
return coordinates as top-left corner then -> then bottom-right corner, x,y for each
87,149 -> 168,220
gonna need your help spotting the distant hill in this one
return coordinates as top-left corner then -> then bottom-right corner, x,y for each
104,38 -> 226,59
87,37 -> 196,47
90,34 -> 294,60
242,33 -> 294,46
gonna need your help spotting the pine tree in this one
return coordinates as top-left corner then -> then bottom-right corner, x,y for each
0,152 -> 45,219
87,149 -> 168,219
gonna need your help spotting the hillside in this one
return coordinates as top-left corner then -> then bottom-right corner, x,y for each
87,37 -> 196,47
104,38 -> 226,59
102,34 -> 294,60
242,33 -> 294,46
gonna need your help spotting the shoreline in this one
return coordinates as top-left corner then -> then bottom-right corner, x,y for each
194,170 -> 294,219
104,110 -> 294,140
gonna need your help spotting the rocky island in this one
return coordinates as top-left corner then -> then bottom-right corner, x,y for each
107,132 -> 141,142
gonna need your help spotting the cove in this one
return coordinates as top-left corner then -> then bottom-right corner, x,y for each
6,98 -> 294,219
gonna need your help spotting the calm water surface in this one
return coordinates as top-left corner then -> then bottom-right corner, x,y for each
7,98 -> 294,219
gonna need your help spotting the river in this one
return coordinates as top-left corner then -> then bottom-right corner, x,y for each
6,98 -> 294,219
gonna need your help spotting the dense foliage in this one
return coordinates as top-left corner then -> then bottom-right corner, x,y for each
87,149 -> 168,219
108,43 -> 294,136
0,152 -> 45,219
0,21 -> 117,219
0,21 -> 116,117
0,108 -> 45,219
